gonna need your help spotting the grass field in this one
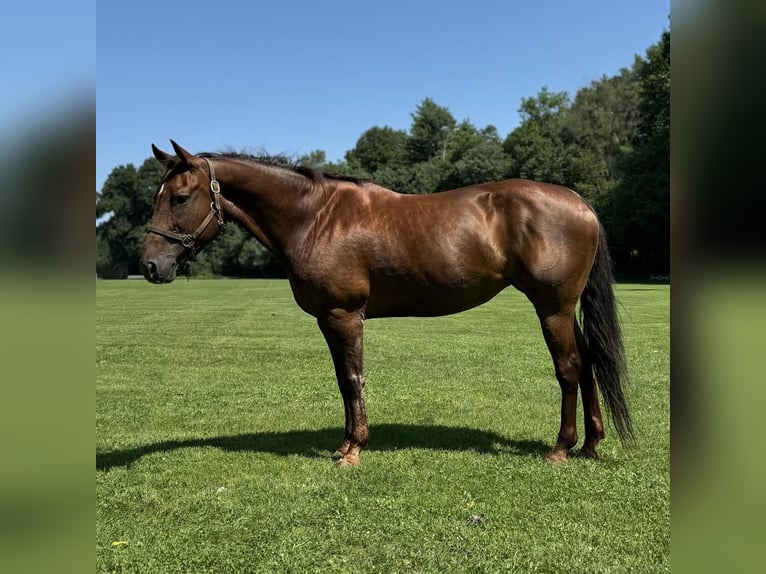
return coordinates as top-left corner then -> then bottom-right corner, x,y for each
96,279 -> 669,573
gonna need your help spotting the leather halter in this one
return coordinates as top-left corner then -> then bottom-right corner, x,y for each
147,158 -> 225,260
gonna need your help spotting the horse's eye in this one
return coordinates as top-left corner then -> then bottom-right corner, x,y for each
173,195 -> 190,206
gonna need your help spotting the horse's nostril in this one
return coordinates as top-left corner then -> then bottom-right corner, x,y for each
143,259 -> 159,282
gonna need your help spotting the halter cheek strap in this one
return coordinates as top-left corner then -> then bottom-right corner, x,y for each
147,158 -> 226,260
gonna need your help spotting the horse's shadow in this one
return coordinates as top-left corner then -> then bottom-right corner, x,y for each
96,424 -> 550,471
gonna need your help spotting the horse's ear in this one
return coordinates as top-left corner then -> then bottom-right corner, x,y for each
152,143 -> 173,166
170,140 -> 196,167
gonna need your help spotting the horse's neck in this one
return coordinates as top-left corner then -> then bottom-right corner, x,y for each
218,161 -> 316,261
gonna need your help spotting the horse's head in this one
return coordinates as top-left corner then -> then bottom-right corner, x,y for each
140,141 -> 225,283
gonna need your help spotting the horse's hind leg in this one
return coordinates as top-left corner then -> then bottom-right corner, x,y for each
538,309 -> 582,463
575,322 -> 605,458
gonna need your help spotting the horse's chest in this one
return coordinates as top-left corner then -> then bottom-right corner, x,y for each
286,270 -> 369,317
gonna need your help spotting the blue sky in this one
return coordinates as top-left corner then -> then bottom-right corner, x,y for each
0,1 -> 93,140
97,0 -> 669,193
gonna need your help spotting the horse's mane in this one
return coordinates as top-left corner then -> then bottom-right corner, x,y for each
196,152 -> 369,186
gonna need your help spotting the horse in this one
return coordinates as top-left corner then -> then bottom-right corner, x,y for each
140,140 -> 632,467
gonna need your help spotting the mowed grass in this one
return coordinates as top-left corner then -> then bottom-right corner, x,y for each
96,280 -> 669,573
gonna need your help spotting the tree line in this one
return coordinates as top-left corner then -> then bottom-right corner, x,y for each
97,30 -> 668,280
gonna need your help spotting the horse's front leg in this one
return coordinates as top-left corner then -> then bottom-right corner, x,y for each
318,308 -> 368,467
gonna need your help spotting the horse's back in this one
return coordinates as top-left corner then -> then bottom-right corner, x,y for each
367,178 -> 600,287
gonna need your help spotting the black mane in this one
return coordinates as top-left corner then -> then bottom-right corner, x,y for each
197,152 -> 368,186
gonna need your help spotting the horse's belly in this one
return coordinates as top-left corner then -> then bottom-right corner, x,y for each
364,271 -> 508,318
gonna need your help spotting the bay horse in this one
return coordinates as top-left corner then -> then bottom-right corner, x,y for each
141,140 -> 632,467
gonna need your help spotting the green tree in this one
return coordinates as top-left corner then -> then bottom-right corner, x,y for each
406,98 -> 457,164
564,69 -> 641,204
606,30 -> 670,277
345,126 -> 408,173
369,164 -> 415,193
407,158 -> 451,193
441,122 -> 508,189
448,141 -> 508,189
503,88 -> 572,184
96,158 -> 162,277
198,223 -> 282,277
445,120 -> 489,163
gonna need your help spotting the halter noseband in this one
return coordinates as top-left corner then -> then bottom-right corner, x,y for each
147,158 -> 226,260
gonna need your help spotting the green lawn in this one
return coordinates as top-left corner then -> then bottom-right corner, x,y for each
96,280 -> 669,573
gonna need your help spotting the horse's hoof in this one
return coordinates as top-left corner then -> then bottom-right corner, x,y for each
545,450 -> 568,464
334,454 -> 361,468
580,445 -> 600,459
331,442 -> 351,459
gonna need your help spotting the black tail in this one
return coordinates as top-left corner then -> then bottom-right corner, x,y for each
579,224 -> 634,444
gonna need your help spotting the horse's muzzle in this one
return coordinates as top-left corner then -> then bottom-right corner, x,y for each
141,257 -> 177,284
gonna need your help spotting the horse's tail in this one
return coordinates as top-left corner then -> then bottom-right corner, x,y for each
579,223 -> 634,444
